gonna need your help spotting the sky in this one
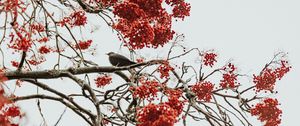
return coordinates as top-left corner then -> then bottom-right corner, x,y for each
183,0 -> 300,125
6,0 -> 300,126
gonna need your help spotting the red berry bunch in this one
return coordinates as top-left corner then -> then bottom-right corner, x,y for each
171,1 -> 191,20
84,0 -> 118,8
136,103 -> 178,126
253,60 -> 291,92
220,63 -> 238,89
0,0 -> 26,20
30,23 -> 46,33
58,10 -> 87,27
165,96 -> 185,116
75,40 -> 93,50
191,81 -> 214,102
0,85 -> 22,126
131,79 -> 160,100
202,51 -> 217,67
95,75 -> 112,87
158,61 -> 174,79
112,0 -> 190,49
250,98 -> 282,126
27,56 -> 46,66
38,46 -> 52,54
8,24 -> 32,52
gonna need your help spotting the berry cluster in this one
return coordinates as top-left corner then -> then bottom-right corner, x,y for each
158,61 -> 174,79
136,103 -> 178,126
75,40 -> 93,50
0,85 -> 22,126
220,63 -> 238,89
191,81 -> 214,102
84,0 -> 118,8
253,60 -> 291,92
58,11 -> 87,27
250,98 -> 282,126
94,75 -> 112,87
112,0 -> 190,49
131,79 -> 160,101
202,51 -> 218,67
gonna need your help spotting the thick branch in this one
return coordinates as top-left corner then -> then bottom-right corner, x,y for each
4,60 -> 164,80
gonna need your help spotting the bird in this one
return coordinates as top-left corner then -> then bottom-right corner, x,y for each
106,52 -> 137,67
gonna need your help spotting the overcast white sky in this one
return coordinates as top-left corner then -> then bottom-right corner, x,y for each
12,0 -> 300,126
183,1 -> 300,126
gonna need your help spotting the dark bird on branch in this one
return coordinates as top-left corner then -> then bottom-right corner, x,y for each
106,52 -> 137,67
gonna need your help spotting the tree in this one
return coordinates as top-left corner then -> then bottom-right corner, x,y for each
0,0 -> 291,126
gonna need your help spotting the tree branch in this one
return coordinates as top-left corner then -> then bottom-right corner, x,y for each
12,94 -> 94,126
5,60 -> 164,80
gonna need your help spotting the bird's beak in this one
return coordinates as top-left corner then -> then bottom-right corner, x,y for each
105,53 -> 109,55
